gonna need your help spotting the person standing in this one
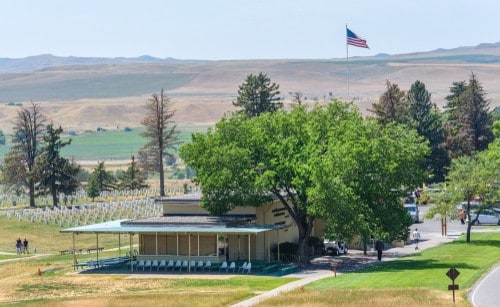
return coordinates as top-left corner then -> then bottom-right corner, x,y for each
375,239 -> 384,261
23,238 -> 29,254
16,238 -> 22,254
412,228 -> 421,250
459,209 -> 465,224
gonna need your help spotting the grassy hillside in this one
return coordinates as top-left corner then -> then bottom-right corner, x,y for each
0,46 -> 499,136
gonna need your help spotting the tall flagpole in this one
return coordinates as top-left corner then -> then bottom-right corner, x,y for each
346,24 -> 350,100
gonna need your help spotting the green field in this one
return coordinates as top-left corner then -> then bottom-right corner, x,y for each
0,124 -> 211,161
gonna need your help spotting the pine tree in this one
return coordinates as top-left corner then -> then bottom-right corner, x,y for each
87,161 -> 115,199
37,124 -> 80,207
407,81 -> 450,182
140,89 -> 178,197
9,102 -> 46,207
444,74 -> 493,157
118,155 -> 148,190
371,80 -> 408,126
233,72 -> 282,117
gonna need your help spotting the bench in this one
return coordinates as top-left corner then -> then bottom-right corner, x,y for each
86,247 -> 104,253
275,265 -> 299,276
261,264 -> 280,274
59,249 -> 84,255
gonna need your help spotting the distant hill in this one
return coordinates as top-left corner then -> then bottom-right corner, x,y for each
0,43 -> 499,134
0,54 -> 206,73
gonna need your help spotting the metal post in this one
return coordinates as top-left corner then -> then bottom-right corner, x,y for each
130,233 -> 133,272
188,234 -> 191,272
96,233 -> 99,267
248,234 -> 251,264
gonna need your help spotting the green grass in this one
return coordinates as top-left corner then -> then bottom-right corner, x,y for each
0,214 -> 136,255
259,233 -> 498,306
308,232 -> 499,290
61,125 -> 209,160
0,124 -> 211,161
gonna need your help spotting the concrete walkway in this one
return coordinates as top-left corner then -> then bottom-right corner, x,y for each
232,269 -> 335,307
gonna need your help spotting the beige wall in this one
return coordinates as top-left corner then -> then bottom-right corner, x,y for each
147,198 -> 326,263
141,233 -> 218,256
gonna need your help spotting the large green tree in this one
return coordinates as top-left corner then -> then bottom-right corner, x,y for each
232,72 -> 282,117
441,146 -> 499,242
444,74 -> 494,157
140,89 -> 178,197
371,80 -> 408,126
9,102 -> 46,207
180,101 -> 427,263
37,124 -> 80,207
407,80 -> 450,182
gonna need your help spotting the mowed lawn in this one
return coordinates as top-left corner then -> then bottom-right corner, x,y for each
1,212 -> 498,306
260,232 -> 500,307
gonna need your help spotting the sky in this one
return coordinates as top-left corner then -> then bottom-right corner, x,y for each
1,0 -> 499,60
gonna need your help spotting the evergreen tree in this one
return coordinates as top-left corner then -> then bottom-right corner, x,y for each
233,72 -> 282,117
87,161 -> 115,199
9,102 -> 46,207
140,89 -> 178,197
37,124 -> 80,207
407,81 -> 450,182
118,155 -> 148,190
371,80 -> 408,126
444,74 -> 493,157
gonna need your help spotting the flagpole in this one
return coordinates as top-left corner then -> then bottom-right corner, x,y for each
346,24 -> 350,100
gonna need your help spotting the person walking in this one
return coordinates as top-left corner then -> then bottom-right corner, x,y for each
412,228 -> 421,250
16,238 -> 22,255
375,239 -> 384,261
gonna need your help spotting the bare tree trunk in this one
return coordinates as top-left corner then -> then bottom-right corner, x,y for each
159,152 -> 165,197
466,200 -> 472,242
29,179 -> 36,208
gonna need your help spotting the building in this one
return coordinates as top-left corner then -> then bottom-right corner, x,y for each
61,191 -> 326,271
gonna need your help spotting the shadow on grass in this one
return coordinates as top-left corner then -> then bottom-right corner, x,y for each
361,258 -> 479,273
456,239 -> 500,248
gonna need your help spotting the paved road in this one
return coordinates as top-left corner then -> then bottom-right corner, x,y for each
469,264 -> 500,307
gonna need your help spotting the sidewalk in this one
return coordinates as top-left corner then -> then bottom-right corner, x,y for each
232,231 -> 461,307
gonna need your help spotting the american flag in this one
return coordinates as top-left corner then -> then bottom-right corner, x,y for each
347,28 -> 369,49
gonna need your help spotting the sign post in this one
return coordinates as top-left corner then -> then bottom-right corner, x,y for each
446,267 -> 460,303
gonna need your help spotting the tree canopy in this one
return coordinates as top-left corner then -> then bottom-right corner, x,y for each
371,80 -> 407,126
406,80 -> 449,183
36,124 -> 80,207
232,72 -> 282,117
444,73 -> 494,157
180,101 -> 428,263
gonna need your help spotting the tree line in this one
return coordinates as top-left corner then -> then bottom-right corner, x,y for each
1,89 -> 178,207
0,72 -> 496,254
181,72 -> 498,262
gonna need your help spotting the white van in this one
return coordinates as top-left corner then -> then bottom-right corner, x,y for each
404,204 -> 419,223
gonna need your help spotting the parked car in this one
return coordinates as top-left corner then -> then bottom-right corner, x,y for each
469,209 -> 500,225
404,204 -> 419,223
322,240 -> 348,256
